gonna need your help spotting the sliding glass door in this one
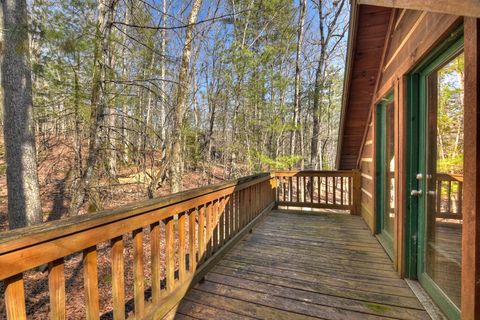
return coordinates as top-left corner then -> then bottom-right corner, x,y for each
376,93 -> 395,258
412,35 -> 464,320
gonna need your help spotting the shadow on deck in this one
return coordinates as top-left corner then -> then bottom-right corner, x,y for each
174,209 -> 429,319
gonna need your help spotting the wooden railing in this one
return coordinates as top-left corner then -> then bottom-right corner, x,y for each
273,170 -> 361,215
435,173 -> 463,220
0,173 -> 275,319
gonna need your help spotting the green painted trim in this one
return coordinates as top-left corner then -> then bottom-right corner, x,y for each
405,72 -> 420,279
375,92 -> 394,259
405,25 -> 464,320
418,273 -> 461,320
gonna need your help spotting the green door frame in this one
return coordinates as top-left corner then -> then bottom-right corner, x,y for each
405,26 -> 464,320
375,92 -> 394,259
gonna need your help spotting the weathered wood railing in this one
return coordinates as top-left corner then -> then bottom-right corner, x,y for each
273,170 -> 361,215
0,173 -> 275,319
435,173 -> 463,220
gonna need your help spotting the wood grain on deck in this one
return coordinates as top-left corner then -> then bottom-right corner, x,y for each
174,210 -> 429,319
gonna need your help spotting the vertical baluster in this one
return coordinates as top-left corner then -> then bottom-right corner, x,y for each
232,193 -> 236,231
296,176 -> 300,202
325,177 -> 329,204
178,212 -> 186,281
309,175 -> 315,203
4,273 -> 26,320
245,188 -> 249,222
238,190 -> 242,229
240,189 -> 244,227
349,176 -> 353,206
437,180 -> 442,215
225,195 -> 231,241
283,177 -> 287,202
256,184 -> 260,215
48,258 -> 66,320
458,181 -> 463,216
165,217 -> 175,291
111,236 -> 125,319
341,177 -> 344,206
447,181 -> 452,214
251,186 -> 255,219
219,197 -> 225,247
133,228 -> 144,317
252,186 -> 255,218
150,223 -> 160,304
233,192 -> 238,233
198,205 -> 206,264
206,202 -> 213,258
333,177 -> 337,205
238,190 -> 242,228
230,193 -> 235,235
241,189 -> 246,227
213,199 -> 219,253
248,187 -> 252,222
289,177 -> 292,202
276,177 -> 280,202
316,175 -> 320,204
302,176 -> 305,203
189,208 -> 197,273
83,246 -> 99,320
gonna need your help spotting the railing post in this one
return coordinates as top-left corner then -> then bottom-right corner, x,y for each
352,169 -> 361,215
271,174 -> 278,209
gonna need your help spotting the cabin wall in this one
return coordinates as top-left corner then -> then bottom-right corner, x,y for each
356,9 -> 461,270
359,119 -> 375,232
376,9 -> 460,98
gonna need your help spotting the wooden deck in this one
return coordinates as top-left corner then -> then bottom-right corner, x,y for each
174,210 -> 430,319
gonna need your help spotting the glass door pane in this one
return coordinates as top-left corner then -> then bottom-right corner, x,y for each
376,93 -> 395,258
384,101 -> 395,240
424,52 -> 464,309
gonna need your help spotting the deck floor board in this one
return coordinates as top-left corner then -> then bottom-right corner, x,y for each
175,210 -> 429,319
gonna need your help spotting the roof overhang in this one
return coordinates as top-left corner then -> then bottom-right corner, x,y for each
336,1 -> 392,169
336,1 -> 358,169
357,0 -> 480,18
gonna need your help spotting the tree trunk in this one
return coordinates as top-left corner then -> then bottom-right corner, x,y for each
290,0 -> 306,159
169,0 -> 203,193
68,0 -> 118,216
120,1 -> 131,164
1,0 -> 43,229
310,57 -> 324,169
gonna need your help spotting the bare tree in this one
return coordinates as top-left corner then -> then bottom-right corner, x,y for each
1,0 -> 43,229
169,0 -> 203,193
69,0 -> 118,215
311,0 -> 347,169
291,0 -> 306,162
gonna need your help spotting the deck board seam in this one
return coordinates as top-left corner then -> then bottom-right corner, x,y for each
205,272 -> 429,318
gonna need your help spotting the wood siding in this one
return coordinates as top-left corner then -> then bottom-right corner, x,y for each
353,8 -> 460,272
376,9 -> 461,99
338,5 -> 391,170
360,120 -> 375,232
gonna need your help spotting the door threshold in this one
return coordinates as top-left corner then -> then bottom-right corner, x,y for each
405,279 -> 449,320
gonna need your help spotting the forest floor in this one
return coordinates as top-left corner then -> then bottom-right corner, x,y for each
0,136 -> 226,232
0,136 -> 227,319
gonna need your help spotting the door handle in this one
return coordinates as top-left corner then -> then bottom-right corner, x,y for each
411,189 -> 423,197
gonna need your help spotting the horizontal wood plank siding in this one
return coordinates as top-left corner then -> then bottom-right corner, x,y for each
338,5 -> 392,170
360,120 -> 375,232
378,10 -> 461,98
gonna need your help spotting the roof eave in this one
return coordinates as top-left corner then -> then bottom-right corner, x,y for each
336,0 -> 359,169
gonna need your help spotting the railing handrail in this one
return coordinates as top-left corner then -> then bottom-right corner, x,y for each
273,170 -> 355,176
0,172 -> 271,255
436,172 -> 463,182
